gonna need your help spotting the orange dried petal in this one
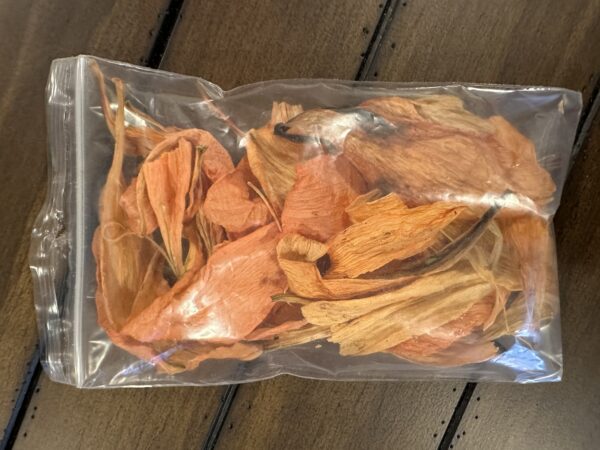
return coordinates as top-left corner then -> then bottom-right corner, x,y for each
122,223 -> 287,343
282,155 -> 367,242
327,201 -> 465,278
204,157 -> 272,236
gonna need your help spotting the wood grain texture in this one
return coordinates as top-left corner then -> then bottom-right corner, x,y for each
162,0 -> 383,88
9,2 -> 464,449
217,377 -> 461,450
370,0 -> 600,102
447,111 -> 600,450
13,377 -> 222,450
0,0 -> 170,438
370,2 -> 600,448
165,2 -> 465,449
165,2 -> 463,449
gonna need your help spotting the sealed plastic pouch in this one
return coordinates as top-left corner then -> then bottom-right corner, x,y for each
31,55 -> 581,386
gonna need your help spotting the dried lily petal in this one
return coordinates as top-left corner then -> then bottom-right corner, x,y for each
245,302 -> 307,341
345,190 -> 407,224
330,281 -> 493,355
282,155 -> 367,242
246,102 -> 322,211
391,339 -> 499,367
143,138 -> 193,278
119,174 -> 158,235
146,128 -> 234,183
301,267 -> 482,327
270,101 -> 304,124
204,157 -> 272,236
359,95 -> 495,137
122,223 -> 287,343
482,291 -> 556,342
499,214 -> 551,327
388,291 -> 497,358
327,201 -> 465,278
344,97 -> 555,209
277,234 -> 414,299
92,78 -> 169,365
160,341 -> 263,374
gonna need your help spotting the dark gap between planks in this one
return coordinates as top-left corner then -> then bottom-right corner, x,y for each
202,3 -> 402,449
355,0 -> 400,80
437,78 -> 600,450
0,1 -> 186,448
0,348 -> 42,450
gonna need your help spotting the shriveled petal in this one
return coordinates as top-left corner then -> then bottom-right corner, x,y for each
119,174 -> 158,235
93,78 -> 167,335
327,201 -> 464,278
499,214 -> 552,327
329,281 -> 493,356
143,138 -> 193,277
282,155 -> 367,242
277,234 -> 414,299
245,302 -> 307,341
204,157 -> 272,236
345,190 -> 406,224
122,223 -> 287,343
300,267 -> 482,327
146,128 -> 234,183
246,102 -> 321,212
360,95 -> 495,137
390,338 -> 499,367
388,291 -> 496,358
158,341 -> 263,374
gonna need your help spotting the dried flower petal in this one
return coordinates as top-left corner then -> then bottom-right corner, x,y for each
245,302 -> 307,341
345,190 -> 407,224
204,157 -> 272,236
122,223 -> 287,343
119,174 -> 158,235
301,267 -> 482,327
330,281 -> 493,355
246,103 -> 321,212
277,234 -> 414,299
282,155 -> 367,242
143,138 -> 193,278
327,201 -> 465,278
159,341 -> 263,374
499,214 -> 552,327
344,97 -> 555,209
388,290 -> 497,358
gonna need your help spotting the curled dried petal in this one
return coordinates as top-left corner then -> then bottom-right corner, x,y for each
327,201 -> 465,278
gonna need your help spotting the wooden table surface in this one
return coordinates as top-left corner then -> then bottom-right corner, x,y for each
1,1 -> 599,449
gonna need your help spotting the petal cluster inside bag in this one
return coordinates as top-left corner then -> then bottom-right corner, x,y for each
90,62 -> 559,374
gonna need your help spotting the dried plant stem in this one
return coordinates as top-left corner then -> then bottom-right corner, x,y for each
248,181 -> 282,232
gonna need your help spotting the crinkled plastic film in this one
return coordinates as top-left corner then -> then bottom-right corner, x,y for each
30,56 -> 581,387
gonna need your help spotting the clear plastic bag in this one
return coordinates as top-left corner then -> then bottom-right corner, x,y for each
31,55 -> 581,387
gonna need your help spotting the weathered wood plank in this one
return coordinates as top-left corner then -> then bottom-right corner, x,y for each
162,0 -> 382,88
0,0 -> 170,438
218,377 -> 461,450
164,2 -> 466,449
14,376 -> 223,450
370,0 -> 600,102
214,1 -> 600,449
10,1 -> 455,449
446,108 -> 600,450
368,2 -> 600,447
